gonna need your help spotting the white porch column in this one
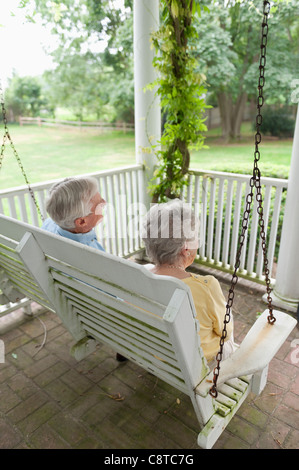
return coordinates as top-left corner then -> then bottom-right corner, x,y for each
134,0 -> 160,210
271,108 -> 299,313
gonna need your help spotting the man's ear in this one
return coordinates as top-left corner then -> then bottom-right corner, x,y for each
74,217 -> 88,229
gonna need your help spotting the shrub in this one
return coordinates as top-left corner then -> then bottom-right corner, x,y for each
255,108 -> 295,138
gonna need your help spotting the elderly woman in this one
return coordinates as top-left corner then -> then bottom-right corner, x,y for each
142,199 -> 235,364
42,176 -> 106,251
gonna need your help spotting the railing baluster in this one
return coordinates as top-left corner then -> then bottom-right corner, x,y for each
131,169 -> 141,253
222,179 -> 233,267
240,180 -> 250,272
27,192 -> 39,227
193,174 -> 200,209
17,194 -> 28,223
266,186 -> 283,278
200,177 -> 208,259
246,196 -> 259,276
126,170 -> 134,254
8,196 -> 18,220
37,190 -> 47,223
229,180 -> 243,269
136,167 -> 145,251
96,175 -> 105,251
214,178 -> 224,265
101,176 -> 111,253
186,174 -> 193,204
256,185 -> 272,279
108,174 -> 118,254
119,172 -> 127,257
207,177 -> 216,262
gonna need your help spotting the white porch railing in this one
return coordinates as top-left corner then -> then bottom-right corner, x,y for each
0,165 -> 145,258
0,166 -> 288,284
184,169 -> 288,285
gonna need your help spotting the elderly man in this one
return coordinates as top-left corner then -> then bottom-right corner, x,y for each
42,176 -> 127,362
42,176 -> 106,251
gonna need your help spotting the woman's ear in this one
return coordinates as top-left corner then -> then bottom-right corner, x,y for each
180,246 -> 190,260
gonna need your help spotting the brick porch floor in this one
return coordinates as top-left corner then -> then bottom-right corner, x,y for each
0,266 -> 298,450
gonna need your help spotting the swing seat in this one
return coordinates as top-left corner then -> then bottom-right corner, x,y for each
197,309 -> 297,394
196,308 -> 297,448
0,214 -> 297,449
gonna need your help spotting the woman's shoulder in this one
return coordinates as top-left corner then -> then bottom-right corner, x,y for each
186,273 -> 218,284
184,273 -> 224,301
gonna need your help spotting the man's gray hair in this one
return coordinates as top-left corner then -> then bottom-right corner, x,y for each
142,199 -> 199,266
46,176 -> 99,229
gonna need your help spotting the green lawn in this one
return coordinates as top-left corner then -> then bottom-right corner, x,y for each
190,122 -> 292,178
0,123 -> 292,190
0,125 -> 137,189
191,137 -> 292,178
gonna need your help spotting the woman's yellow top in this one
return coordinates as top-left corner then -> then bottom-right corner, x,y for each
182,273 -> 233,362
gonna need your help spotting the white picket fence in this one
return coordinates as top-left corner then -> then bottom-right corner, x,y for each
0,165 -> 288,284
19,117 -> 134,133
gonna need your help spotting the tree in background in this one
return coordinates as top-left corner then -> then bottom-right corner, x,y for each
15,0 -> 299,135
100,9 -> 134,122
43,51 -> 107,121
194,0 -> 299,141
4,74 -> 50,119
19,0 -> 134,122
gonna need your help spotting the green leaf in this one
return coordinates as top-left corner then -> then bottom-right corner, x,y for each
171,0 -> 179,18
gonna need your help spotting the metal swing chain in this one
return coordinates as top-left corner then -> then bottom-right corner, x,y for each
209,0 -> 275,399
0,83 -> 44,221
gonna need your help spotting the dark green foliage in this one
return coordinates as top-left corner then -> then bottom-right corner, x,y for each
258,107 -> 296,138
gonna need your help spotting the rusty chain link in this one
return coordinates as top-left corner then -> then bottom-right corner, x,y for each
0,82 -> 44,222
209,0 -> 275,399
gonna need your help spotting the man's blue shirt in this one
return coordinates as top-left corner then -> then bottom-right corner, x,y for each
42,218 -> 105,251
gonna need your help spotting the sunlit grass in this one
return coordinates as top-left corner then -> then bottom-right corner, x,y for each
0,122 -> 292,190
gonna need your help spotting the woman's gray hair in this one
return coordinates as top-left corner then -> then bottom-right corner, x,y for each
142,199 -> 199,266
46,176 -> 99,229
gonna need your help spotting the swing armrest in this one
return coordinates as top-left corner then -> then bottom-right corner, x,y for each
196,309 -> 297,397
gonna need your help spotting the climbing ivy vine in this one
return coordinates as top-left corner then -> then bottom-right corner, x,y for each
149,0 -> 209,202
